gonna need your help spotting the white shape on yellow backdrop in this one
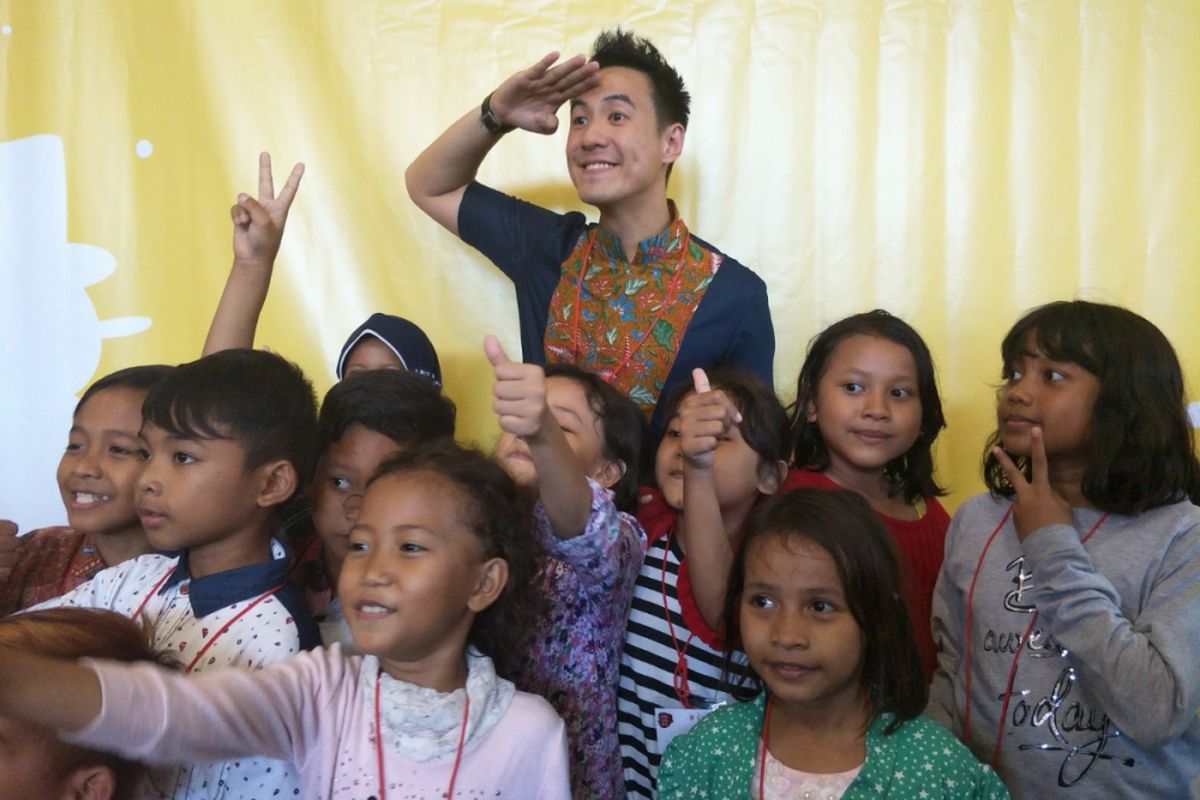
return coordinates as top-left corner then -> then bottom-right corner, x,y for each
0,135 -> 151,528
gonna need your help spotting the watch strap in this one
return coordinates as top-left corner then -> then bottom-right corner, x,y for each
480,92 -> 515,135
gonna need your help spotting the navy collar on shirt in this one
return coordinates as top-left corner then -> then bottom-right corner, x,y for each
159,539 -> 291,618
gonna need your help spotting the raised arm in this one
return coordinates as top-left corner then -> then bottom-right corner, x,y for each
404,52 -> 598,236
202,152 -> 304,355
679,370 -> 744,630
485,336 -> 592,538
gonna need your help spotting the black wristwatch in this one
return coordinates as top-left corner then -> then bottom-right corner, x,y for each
480,92 -> 515,135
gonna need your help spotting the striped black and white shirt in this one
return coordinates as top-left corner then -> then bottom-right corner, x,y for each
618,531 -> 746,798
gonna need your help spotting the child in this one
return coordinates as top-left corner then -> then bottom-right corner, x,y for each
336,312 -> 442,384
292,368 -> 457,647
785,310 -> 949,678
658,488 -> 1008,798
0,364 -> 171,615
0,442 -> 572,799
0,608 -> 171,799
928,300 -> 1200,798
620,369 -> 788,798
31,348 -> 321,800
203,152 -> 442,385
485,335 -> 645,799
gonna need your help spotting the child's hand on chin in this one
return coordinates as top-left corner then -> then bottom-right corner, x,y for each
992,426 -> 1073,540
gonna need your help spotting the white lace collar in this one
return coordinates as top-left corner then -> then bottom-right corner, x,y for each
363,649 -> 514,763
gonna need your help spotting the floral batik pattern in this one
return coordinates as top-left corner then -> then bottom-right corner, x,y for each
543,207 -> 720,413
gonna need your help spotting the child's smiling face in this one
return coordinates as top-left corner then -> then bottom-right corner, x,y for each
339,471 -> 506,688
806,334 -> 923,479
56,386 -> 150,539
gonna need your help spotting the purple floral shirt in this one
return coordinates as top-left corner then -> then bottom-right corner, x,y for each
515,478 -> 646,800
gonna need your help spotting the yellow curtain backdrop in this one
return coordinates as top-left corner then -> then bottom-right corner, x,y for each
1,0 -> 1197,527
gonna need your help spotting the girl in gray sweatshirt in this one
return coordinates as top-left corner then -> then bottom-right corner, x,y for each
928,300 -> 1200,799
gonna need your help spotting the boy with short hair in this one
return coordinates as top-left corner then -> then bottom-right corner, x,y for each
32,348 -> 320,800
290,368 -> 457,646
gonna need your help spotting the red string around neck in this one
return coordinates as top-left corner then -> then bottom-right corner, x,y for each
568,226 -> 692,381
373,666 -> 470,800
659,527 -> 697,707
962,506 -> 1108,765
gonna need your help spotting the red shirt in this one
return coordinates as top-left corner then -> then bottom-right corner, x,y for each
780,469 -> 949,680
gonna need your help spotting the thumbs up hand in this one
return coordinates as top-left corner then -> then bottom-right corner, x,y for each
485,335 -> 550,439
679,369 -> 743,471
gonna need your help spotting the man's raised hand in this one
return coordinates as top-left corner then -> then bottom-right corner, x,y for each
488,52 -> 600,135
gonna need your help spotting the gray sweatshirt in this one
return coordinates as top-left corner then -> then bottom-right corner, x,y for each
928,493 -> 1200,799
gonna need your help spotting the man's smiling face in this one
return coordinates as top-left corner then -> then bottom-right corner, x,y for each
565,66 -> 677,212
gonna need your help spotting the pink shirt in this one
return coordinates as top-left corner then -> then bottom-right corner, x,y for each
67,645 -> 571,799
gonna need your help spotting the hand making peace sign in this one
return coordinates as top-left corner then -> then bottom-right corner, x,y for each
991,426 -> 1075,541
230,151 -> 305,266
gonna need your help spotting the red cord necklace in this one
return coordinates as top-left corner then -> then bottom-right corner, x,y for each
372,666 -> 469,800
129,567 -> 176,621
129,568 -> 284,672
962,506 -> 1108,765
568,226 -> 692,380
660,527 -> 699,707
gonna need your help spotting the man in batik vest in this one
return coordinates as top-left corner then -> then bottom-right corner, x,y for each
406,28 -> 774,433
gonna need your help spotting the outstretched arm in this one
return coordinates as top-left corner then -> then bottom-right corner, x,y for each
485,336 -> 592,539
0,649 -> 101,732
680,369 -> 744,630
202,152 -> 304,355
404,52 -> 598,236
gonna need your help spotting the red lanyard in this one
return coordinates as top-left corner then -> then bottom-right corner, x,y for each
129,567 -> 176,622
757,694 -> 774,800
659,527 -> 698,707
182,583 -> 284,672
569,227 -> 692,380
129,568 -> 285,673
962,506 -> 1108,765
373,666 -> 469,800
